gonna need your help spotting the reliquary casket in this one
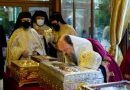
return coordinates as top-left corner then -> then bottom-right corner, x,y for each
39,61 -> 104,90
10,60 -> 39,87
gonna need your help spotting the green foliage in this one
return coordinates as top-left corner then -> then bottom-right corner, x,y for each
0,7 -> 20,35
95,0 -> 111,27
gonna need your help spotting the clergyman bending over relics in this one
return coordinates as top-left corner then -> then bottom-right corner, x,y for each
57,34 -> 123,82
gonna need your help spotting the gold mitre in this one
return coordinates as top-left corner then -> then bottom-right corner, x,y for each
79,50 -> 102,70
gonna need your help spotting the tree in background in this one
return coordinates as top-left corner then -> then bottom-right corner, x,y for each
94,0 -> 111,41
94,0 -> 111,27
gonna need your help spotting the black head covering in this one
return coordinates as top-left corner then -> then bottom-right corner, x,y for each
13,12 -> 31,31
50,12 -> 66,24
32,10 -> 49,26
18,12 -> 31,20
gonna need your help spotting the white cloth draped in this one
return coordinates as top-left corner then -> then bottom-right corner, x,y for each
69,35 -> 93,64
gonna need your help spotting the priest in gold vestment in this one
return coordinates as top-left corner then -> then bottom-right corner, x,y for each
49,12 -> 77,57
50,12 -> 77,45
6,12 -> 46,68
32,10 -> 53,56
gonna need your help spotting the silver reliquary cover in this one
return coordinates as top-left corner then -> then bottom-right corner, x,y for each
39,61 -> 104,90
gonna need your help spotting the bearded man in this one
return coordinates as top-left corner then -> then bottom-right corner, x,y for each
50,12 -> 77,46
49,12 -> 77,57
6,12 -> 46,68
57,35 -> 123,82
